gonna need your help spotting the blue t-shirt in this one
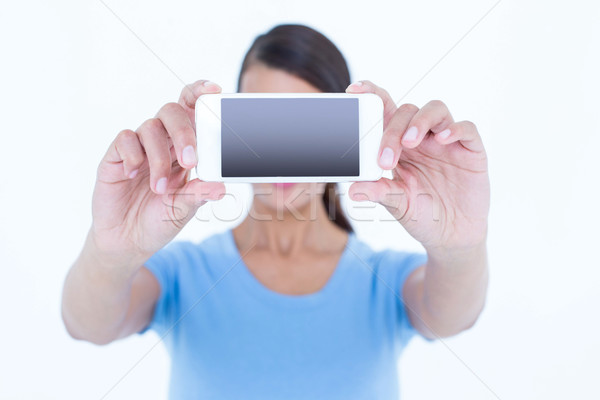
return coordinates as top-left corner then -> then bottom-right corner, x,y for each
140,229 -> 428,400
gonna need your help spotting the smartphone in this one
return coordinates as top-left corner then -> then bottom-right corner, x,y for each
195,92 -> 384,182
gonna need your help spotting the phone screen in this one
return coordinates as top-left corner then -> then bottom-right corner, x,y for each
221,98 -> 359,177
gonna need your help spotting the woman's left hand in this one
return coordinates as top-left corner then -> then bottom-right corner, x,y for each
346,81 -> 490,254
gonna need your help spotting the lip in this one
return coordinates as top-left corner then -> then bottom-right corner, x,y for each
272,183 -> 296,188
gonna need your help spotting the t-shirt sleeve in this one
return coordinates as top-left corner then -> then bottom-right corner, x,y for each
138,241 -> 188,337
375,249 -> 429,346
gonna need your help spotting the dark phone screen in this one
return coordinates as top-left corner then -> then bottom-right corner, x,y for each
221,98 -> 359,177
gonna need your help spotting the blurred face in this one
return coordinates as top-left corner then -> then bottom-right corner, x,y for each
239,63 -> 327,216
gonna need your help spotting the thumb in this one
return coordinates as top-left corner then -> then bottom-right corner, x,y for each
349,178 -> 410,221
162,178 -> 226,227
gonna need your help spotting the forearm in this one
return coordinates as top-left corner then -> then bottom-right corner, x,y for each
419,241 -> 489,338
61,230 -> 146,344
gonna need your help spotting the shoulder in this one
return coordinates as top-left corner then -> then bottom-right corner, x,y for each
349,235 -> 427,284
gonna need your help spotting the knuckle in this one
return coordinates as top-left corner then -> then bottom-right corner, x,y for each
455,120 -> 476,135
182,81 -> 198,94
160,102 -> 182,116
116,129 -> 136,143
179,85 -> 195,105
140,118 -> 163,134
398,103 -> 419,114
428,99 -> 446,109
461,120 -> 477,131
115,130 -> 144,164
117,128 -> 135,138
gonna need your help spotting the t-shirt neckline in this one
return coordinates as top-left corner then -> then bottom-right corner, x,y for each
223,228 -> 356,308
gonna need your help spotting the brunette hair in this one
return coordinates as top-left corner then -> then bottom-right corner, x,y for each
236,23 -> 354,233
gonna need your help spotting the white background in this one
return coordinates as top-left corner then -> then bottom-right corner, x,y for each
1,0 -> 599,399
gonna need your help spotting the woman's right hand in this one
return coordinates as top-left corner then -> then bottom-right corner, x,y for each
89,80 -> 226,262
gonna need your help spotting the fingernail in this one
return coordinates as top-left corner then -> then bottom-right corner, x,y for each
156,177 -> 167,194
438,128 -> 451,140
128,169 -> 139,179
379,147 -> 395,168
182,145 -> 197,166
403,126 -> 418,142
348,81 -> 363,90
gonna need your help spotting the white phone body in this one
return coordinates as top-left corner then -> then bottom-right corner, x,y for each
195,93 -> 384,182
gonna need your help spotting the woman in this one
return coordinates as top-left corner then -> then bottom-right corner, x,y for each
62,24 -> 490,399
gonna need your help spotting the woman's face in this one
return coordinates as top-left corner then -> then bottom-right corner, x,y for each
238,63 -> 327,216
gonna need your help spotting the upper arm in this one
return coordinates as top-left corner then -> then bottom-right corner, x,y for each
402,264 -> 437,340
116,266 -> 160,339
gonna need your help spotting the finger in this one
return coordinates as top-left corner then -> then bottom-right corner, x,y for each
156,102 -> 197,169
402,100 -> 454,149
178,80 -> 222,127
173,179 -> 227,207
179,80 -> 222,133
377,104 -> 419,169
99,129 -> 146,183
345,80 -> 398,128
114,129 -> 145,179
136,118 -> 171,195
165,179 -> 227,227
179,79 -> 222,109
434,120 -> 485,153
348,178 -> 411,221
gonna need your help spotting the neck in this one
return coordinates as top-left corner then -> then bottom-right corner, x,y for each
233,196 -> 348,257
